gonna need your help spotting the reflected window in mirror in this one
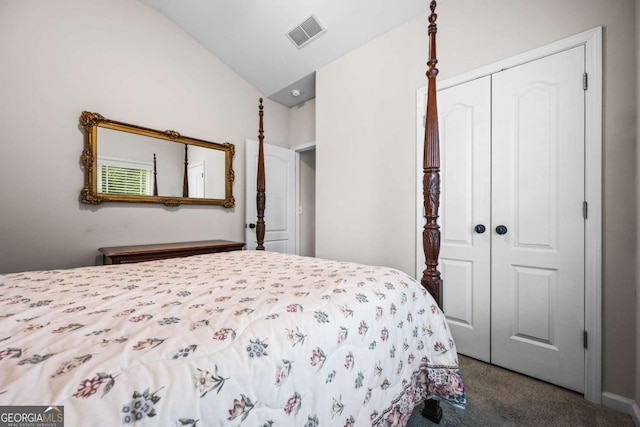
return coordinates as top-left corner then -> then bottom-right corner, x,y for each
98,157 -> 153,196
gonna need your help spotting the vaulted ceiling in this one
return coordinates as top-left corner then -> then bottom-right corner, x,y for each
137,0 -> 429,106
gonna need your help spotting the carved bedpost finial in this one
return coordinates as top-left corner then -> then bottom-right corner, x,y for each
256,98 -> 266,250
421,0 -> 443,308
427,1 -> 439,80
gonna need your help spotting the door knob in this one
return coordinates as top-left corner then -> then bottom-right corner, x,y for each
474,224 -> 486,234
496,225 -> 508,235
248,223 -> 256,229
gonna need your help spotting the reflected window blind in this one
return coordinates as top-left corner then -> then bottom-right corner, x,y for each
97,157 -> 153,196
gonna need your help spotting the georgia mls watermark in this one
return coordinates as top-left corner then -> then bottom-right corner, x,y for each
0,406 -> 64,427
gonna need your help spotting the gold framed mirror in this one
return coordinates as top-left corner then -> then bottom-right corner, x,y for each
80,111 -> 235,207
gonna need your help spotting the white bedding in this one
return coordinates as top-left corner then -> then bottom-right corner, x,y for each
0,250 -> 465,426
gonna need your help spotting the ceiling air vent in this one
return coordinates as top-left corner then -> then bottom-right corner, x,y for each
286,14 -> 326,49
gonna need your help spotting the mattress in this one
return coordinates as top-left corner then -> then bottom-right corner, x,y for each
0,250 -> 465,426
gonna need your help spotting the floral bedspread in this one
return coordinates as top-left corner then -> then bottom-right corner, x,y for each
0,250 -> 465,426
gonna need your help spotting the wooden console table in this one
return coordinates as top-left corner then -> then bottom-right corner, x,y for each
99,240 -> 245,265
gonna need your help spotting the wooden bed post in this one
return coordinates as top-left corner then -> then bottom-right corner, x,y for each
183,144 -> 189,198
421,2 -> 443,423
421,0 -> 443,309
256,98 -> 266,250
153,153 -> 158,196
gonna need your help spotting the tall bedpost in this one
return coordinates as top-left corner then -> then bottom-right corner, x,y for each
421,3 -> 443,422
153,153 -> 158,196
256,98 -> 266,250
183,144 -> 189,198
421,0 -> 442,309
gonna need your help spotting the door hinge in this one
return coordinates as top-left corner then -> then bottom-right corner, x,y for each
583,330 -> 588,349
583,201 -> 588,219
583,73 -> 588,90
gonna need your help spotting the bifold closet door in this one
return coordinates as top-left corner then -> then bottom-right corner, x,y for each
491,45 -> 585,393
439,46 -> 586,392
439,76 -> 492,363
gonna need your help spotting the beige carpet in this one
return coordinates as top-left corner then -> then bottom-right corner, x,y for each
407,356 -> 634,426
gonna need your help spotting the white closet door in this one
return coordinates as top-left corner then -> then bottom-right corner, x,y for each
491,46 -> 585,392
439,76 -> 492,362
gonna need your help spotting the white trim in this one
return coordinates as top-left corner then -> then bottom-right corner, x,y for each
294,151 -> 301,255
582,27 -> 603,405
601,392 -> 640,425
292,142 -> 316,255
416,27 -> 602,403
292,141 -> 316,153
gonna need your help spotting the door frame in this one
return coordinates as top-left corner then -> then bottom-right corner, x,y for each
415,27 -> 602,403
292,142 -> 316,256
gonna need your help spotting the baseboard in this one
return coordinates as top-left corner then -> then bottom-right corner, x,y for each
601,392 -> 640,426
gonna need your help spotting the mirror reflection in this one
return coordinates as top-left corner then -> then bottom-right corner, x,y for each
80,112 -> 235,207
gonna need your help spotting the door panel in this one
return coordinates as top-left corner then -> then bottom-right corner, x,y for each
439,76 -> 492,363
511,266 -> 558,347
245,140 -> 296,253
513,84 -> 557,249
491,46 -> 585,392
441,259 -> 474,326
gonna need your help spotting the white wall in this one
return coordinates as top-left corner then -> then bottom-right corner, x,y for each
289,99 -> 316,146
0,0 -> 289,273
316,0 -> 637,400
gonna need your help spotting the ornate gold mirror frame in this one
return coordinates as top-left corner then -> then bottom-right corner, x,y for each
80,111 -> 235,207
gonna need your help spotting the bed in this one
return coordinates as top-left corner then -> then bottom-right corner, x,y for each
0,1 -> 464,425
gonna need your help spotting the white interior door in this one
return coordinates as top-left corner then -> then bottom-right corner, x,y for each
187,162 -> 204,198
491,46 -> 585,392
245,139 -> 296,253
439,76 -> 492,363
